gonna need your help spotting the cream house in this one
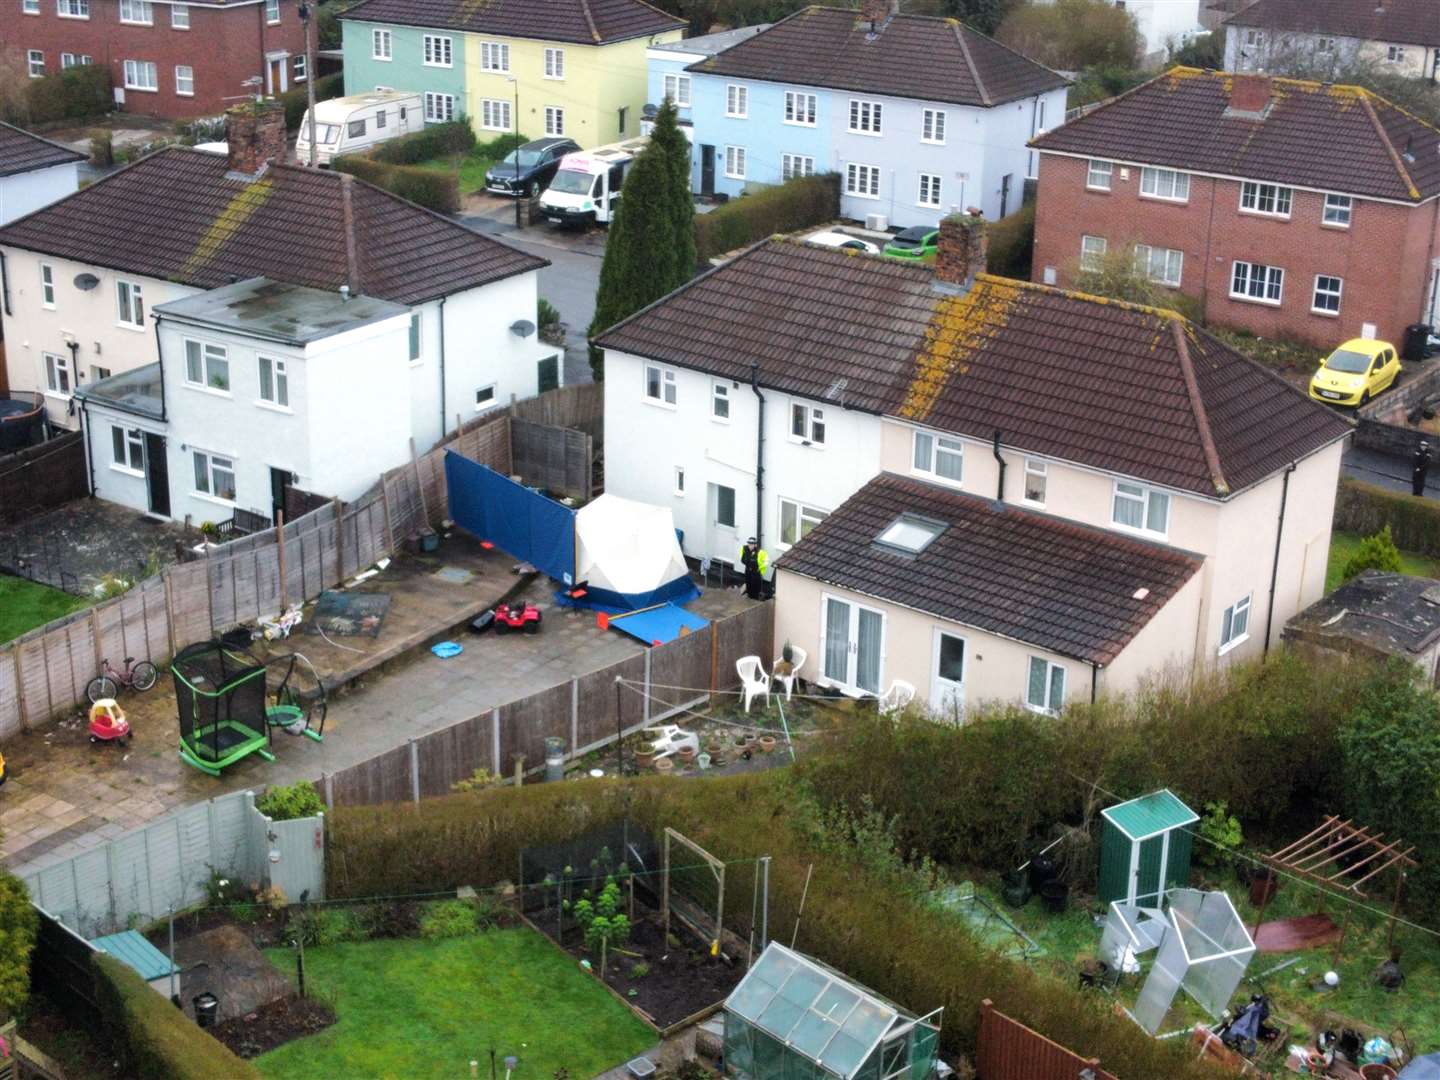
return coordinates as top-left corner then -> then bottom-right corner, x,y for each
596,214 -> 1352,714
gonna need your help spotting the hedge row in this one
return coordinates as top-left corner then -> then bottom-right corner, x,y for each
280,71 -> 344,131
1334,476 -> 1440,557
2,64 -> 112,126
695,173 -> 841,262
93,953 -> 259,1080
331,154 -> 459,214
369,119 -> 476,164
985,201 -> 1034,280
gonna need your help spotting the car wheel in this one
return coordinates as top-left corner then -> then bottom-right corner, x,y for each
1359,390 -> 1370,406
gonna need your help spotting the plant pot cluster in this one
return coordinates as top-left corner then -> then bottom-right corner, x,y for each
1004,851 -> 1069,913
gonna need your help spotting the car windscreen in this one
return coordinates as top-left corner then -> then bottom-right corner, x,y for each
894,227 -> 932,242
1325,349 -> 1372,374
548,169 -> 594,194
501,148 -> 545,167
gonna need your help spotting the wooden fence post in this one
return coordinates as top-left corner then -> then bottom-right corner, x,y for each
570,677 -> 579,760
89,608 -> 103,675
379,481 -> 395,554
12,649 -> 28,733
276,510 -> 288,613
332,498 -> 344,585
709,624 -> 718,693
163,570 -> 176,658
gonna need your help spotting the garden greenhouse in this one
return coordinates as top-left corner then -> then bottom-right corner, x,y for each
723,943 -> 942,1080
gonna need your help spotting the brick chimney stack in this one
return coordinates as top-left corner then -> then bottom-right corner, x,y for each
1227,74 -> 1273,115
226,100 -> 287,176
936,208 -> 988,290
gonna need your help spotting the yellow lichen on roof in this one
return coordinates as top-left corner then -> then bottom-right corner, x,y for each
178,177 -> 274,281
899,278 -> 1021,422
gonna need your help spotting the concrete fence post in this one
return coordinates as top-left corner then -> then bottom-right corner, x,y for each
323,772 -> 334,810
491,707 -> 502,775
569,677 -> 579,760
409,738 -> 420,804
643,649 -> 652,724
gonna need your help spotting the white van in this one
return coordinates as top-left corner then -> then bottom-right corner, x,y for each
538,136 -> 652,227
295,91 -> 422,166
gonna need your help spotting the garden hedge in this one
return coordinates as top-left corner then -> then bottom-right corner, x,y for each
985,201 -> 1034,280
1334,476 -> 1440,557
92,953 -> 259,1080
281,71 -> 344,131
369,119 -> 476,164
9,65 -> 112,126
694,173 -> 841,262
331,154 -> 460,214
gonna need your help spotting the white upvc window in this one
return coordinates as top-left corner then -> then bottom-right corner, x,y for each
644,363 -> 676,406
80,54 -> 92,64
711,380 -> 730,421
118,0 -> 151,23
480,41 -> 509,72
116,279 -> 145,327
1026,656 -> 1065,715
848,98 -> 882,134
724,144 -> 746,179
1140,166 -> 1190,201
293,54 -> 306,81
917,172 -> 942,208
781,153 -> 814,180
544,47 -> 564,79
480,99 -> 511,131
192,449 -> 236,503
1230,260 -> 1284,305
1387,44 -> 1406,62
1316,36 -> 1335,52
726,84 -> 748,118
674,466 -> 686,496
258,355 -> 289,407
663,73 -> 690,106
1239,180 -> 1292,217
22,0 -> 39,14
423,34 -> 453,67
57,0 -> 88,18
1023,458 -> 1047,505
921,108 -> 945,144
1134,244 -> 1183,287
175,65 -> 194,96
845,162 -> 880,198
371,28 -> 392,60
170,2 -> 188,27
784,90 -> 816,125
475,384 -> 497,410
1312,274 -> 1343,315
1086,160 -> 1112,190
111,425 -> 145,472
545,106 -> 565,136
715,483 -> 737,528
185,339 -> 230,392
61,52 -> 78,68
1112,479 -> 1169,535
778,498 -> 828,549
1323,193 -> 1352,227
790,402 -> 825,446
1219,593 -> 1251,653
912,429 -> 962,483
39,263 -> 55,308
43,352 -> 71,395
408,313 -> 422,362
1079,234 -> 1107,271
424,92 -> 455,123
122,60 -> 158,91
27,50 -> 44,78
265,0 -> 278,22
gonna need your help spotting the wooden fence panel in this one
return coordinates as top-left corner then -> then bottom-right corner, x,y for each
976,1001 -> 1115,1080
499,682 -> 573,777
413,712 -> 491,799
575,653 -> 646,755
0,648 -> 20,740
511,382 -> 603,442
0,433 -> 87,529
382,469 -> 423,546
330,743 -> 413,808
649,625 -> 713,709
510,418 -> 590,500
167,561 -> 212,650
715,602 -> 774,690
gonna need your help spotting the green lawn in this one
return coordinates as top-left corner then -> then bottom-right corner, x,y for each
414,152 -> 502,196
257,928 -> 654,1079
1325,529 -> 1440,593
0,575 -> 87,644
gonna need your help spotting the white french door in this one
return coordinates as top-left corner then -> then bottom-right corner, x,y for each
821,594 -> 884,696
930,629 -> 966,721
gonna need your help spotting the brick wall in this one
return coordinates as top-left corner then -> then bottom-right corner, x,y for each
1353,359 -> 1440,457
1032,152 -> 1440,347
14,0 -> 307,119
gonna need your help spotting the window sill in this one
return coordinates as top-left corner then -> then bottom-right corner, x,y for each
1228,293 -> 1283,308
372,55 -> 393,61
1238,209 -> 1291,221
122,86 -> 159,94
846,191 -> 881,201
57,12 -> 90,18
1023,702 -> 1058,717
185,382 -> 233,399
1109,520 -> 1168,541
1320,221 -> 1351,231
176,91 -> 194,97
41,303 -> 55,311
1021,497 -> 1046,509
788,436 -> 824,449
724,114 -> 748,121
847,129 -> 883,138
423,63 -> 454,69
911,468 -> 962,489
1085,185 -> 1112,194
643,397 -> 677,411
408,358 -> 423,368
1138,194 -> 1188,205
1218,633 -> 1249,657
254,400 -> 292,414
784,120 -> 817,128
917,203 -> 943,212
172,24 -> 189,30
119,19 -> 153,25
920,139 -> 945,147
1310,307 -> 1341,318
543,75 -> 565,81
724,174 -> 746,181
110,464 -> 144,478
711,415 -> 730,424
192,492 -> 237,509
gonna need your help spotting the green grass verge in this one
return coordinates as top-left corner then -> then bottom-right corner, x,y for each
256,928 -> 653,1078
1325,529 -> 1440,593
413,153 -> 501,196
0,574 -> 87,645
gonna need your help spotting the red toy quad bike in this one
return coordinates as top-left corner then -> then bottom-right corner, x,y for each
493,601 -> 542,635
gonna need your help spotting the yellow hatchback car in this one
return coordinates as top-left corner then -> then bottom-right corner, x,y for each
1308,339 -> 1401,407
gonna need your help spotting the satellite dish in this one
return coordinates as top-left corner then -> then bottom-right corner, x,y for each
73,273 -> 100,291
510,319 -> 536,338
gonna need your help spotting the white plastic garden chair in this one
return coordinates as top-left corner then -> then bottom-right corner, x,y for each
771,646 -> 807,702
877,679 -> 916,716
642,724 -> 698,758
737,656 -> 770,713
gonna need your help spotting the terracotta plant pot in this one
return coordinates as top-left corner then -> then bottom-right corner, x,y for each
676,746 -> 697,764
635,747 -> 655,770
654,756 -> 674,774
758,735 -> 777,754
706,741 -> 723,755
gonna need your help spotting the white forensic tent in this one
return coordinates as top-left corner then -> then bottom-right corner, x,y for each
574,494 -> 695,609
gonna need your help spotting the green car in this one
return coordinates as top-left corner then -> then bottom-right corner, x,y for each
883,226 -> 940,260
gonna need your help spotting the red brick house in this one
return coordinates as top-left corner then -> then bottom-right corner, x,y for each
15,0 -> 307,120
1030,68 -> 1440,348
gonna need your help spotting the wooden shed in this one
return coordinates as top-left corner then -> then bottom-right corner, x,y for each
1098,789 -> 1198,907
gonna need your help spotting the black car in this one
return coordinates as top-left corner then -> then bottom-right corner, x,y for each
485,137 -> 580,197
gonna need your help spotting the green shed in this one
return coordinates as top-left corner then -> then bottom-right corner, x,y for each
1098,789 -> 1198,907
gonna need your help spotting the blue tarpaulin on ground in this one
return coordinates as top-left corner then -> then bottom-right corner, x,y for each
445,453 -> 576,584
608,603 -> 710,645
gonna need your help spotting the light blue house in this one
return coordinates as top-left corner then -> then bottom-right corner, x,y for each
659,4 -> 1069,228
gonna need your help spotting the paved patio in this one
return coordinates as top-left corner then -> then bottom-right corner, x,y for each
0,499 -> 189,595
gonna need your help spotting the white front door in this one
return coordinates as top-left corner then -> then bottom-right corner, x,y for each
706,481 -> 738,566
821,594 -> 884,696
930,629 -> 966,722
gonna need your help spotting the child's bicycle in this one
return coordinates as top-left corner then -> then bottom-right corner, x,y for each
86,656 -> 159,704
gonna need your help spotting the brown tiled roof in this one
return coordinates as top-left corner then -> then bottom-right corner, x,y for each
338,0 -> 684,44
595,239 -> 1352,497
687,6 -> 1067,108
1225,0 -> 1440,46
1031,67 -> 1440,203
0,148 -> 545,305
0,121 -> 85,180
775,473 -> 1204,665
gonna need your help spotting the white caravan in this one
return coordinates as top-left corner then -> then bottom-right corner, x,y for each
538,136 -> 651,227
295,91 -> 422,166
